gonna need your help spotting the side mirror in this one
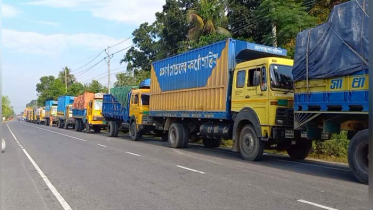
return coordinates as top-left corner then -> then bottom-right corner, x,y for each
253,71 -> 260,86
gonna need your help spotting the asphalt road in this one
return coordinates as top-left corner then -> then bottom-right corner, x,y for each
1,121 -> 368,210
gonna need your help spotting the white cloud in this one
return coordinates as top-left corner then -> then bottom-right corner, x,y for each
2,4 -> 21,17
27,0 -> 165,24
35,21 -> 60,27
2,29 -> 126,55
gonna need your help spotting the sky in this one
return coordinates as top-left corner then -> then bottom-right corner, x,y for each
2,0 -> 165,114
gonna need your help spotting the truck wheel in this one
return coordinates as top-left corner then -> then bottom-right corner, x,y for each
181,124 -> 190,148
64,121 -> 68,129
202,138 -> 222,148
286,140 -> 312,160
85,122 -> 90,133
113,122 -> 120,137
129,121 -> 141,141
58,119 -> 63,128
108,121 -> 115,137
45,119 -> 49,126
348,130 -> 368,184
75,120 -> 80,132
168,123 -> 185,148
239,125 -> 264,161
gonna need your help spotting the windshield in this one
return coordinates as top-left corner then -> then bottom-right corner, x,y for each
269,64 -> 293,90
94,100 -> 102,110
141,94 -> 150,105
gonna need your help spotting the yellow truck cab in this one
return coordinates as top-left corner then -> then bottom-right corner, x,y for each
84,93 -> 106,133
128,88 -> 152,140
231,57 -> 302,159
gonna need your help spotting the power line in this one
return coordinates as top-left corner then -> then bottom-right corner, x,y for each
75,58 -> 106,78
70,50 -> 105,73
109,36 -> 134,48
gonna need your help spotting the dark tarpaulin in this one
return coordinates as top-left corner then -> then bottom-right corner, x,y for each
292,0 -> 369,82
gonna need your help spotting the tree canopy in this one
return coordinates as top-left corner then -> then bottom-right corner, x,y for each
3,96 -> 15,119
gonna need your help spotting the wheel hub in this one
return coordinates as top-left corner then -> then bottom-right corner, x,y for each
243,133 -> 255,153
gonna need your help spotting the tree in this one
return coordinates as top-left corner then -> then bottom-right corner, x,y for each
84,80 -> 107,93
58,67 -> 76,88
121,23 -> 160,73
26,100 -> 37,108
2,96 -> 15,119
255,0 -> 317,57
67,82 -> 85,96
36,78 -> 65,106
227,0 -> 263,42
114,72 -> 137,87
308,0 -> 348,24
184,0 -> 231,49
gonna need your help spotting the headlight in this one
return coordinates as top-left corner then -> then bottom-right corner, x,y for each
93,117 -> 97,120
276,119 -> 283,125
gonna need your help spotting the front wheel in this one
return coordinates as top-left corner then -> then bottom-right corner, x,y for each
348,129 -> 368,184
85,122 -> 90,133
239,125 -> 264,161
286,140 -> 312,160
75,120 -> 80,132
129,121 -> 141,141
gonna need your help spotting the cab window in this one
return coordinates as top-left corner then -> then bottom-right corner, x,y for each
141,94 -> 150,105
247,68 -> 260,87
236,70 -> 246,88
134,95 -> 139,104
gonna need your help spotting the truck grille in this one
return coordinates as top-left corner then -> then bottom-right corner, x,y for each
275,108 -> 294,126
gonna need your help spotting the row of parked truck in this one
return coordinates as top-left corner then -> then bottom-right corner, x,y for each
23,0 -> 369,184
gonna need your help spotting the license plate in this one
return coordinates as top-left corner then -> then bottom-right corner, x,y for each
301,131 -> 307,138
285,130 -> 294,138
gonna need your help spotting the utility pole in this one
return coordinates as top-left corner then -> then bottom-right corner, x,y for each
105,47 -> 111,94
65,67 -> 67,93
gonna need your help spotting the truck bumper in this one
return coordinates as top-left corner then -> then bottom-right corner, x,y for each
272,127 -> 305,140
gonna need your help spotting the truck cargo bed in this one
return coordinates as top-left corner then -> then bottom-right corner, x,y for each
150,38 -> 287,119
72,109 -> 87,118
102,94 -> 126,121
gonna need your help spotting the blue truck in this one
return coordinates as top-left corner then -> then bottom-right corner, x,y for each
56,95 -> 75,129
292,0 -> 368,184
102,80 -> 157,140
44,100 -> 58,126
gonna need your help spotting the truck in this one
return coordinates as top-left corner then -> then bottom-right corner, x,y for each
44,100 -> 58,126
102,80 -> 159,140
149,38 -> 304,161
34,107 -> 45,124
73,92 -> 106,133
55,96 -> 75,129
292,0 -> 369,184
26,109 -> 33,122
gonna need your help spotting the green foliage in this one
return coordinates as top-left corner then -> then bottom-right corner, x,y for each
26,100 -> 37,108
2,96 -> 15,119
83,80 -> 107,93
67,82 -> 85,96
255,0 -> 317,57
58,67 -> 76,87
311,131 -> 349,158
114,70 -> 151,87
36,77 -> 65,106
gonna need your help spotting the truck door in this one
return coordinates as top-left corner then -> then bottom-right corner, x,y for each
88,101 -> 93,122
129,93 -> 140,123
231,69 -> 247,111
244,66 -> 268,125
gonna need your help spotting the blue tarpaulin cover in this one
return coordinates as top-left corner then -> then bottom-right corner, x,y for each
292,0 -> 369,81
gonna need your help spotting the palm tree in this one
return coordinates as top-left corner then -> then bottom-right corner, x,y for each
58,67 -> 76,87
187,0 -> 231,41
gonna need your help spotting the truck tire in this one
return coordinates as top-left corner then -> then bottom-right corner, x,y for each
348,129 -> 368,184
45,119 -> 49,126
108,121 -> 116,137
168,123 -> 184,148
57,119 -> 63,128
64,121 -> 68,129
181,124 -> 190,148
85,122 -> 90,133
75,120 -> 80,132
202,138 -> 222,148
113,122 -> 120,137
239,125 -> 264,161
286,140 -> 312,160
129,121 -> 141,141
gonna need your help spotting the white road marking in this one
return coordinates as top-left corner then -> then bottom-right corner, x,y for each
6,124 -> 73,210
176,165 -> 205,174
297,200 -> 338,210
125,152 -> 141,157
270,158 -> 350,172
21,122 -> 87,142
97,144 -> 107,148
